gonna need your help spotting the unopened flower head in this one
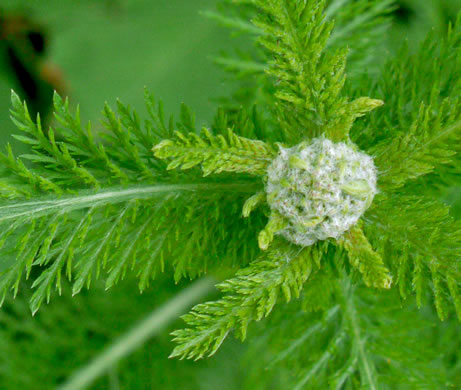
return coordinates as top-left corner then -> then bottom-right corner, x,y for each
266,138 -> 377,246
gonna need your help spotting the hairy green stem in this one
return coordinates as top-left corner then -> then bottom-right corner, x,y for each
0,182 -> 260,223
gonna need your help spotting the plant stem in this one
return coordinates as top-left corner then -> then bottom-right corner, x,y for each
57,277 -> 216,390
0,183 -> 260,223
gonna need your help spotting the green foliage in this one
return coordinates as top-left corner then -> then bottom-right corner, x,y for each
365,194 -> 461,320
0,90 -> 263,314
166,0 -> 461,370
244,277 -> 459,389
153,127 -> 276,176
325,0 -> 395,75
374,116 -> 460,192
0,276 -> 244,390
252,0 -> 384,142
354,15 -> 461,191
339,224 -> 392,289
170,240 -> 327,360
209,0 -> 394,111
0,0 -> 459,388
257,211 -> 287,251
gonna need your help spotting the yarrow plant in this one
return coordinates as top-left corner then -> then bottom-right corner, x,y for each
0,0 -> 459,388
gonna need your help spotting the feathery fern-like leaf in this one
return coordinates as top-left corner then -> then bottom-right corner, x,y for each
365,194 -> 461,319
0,92 -> 263,312
339,224 -> 393,289
170,240 -> 329,360
152,128 -> 276,176
253,0 -> 384,142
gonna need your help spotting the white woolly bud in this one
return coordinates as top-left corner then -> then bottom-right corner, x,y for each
265,137 -> 377,246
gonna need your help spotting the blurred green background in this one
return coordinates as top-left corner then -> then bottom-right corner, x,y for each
0,0 -> 459,389
0,0 -> 236,146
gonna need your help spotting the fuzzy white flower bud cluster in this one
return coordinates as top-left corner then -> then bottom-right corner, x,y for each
266,138 -> 377,246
